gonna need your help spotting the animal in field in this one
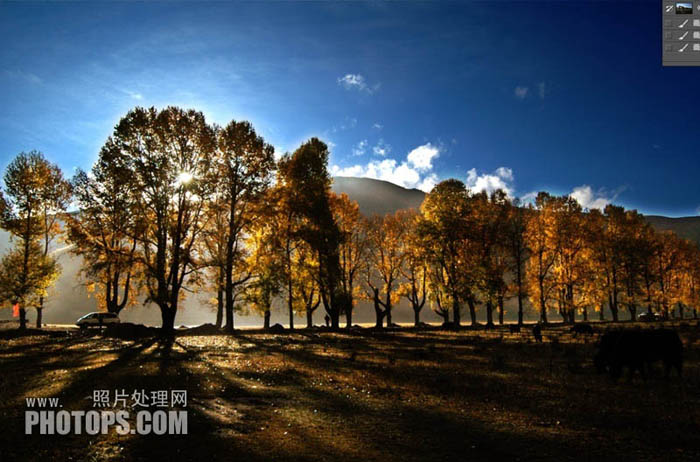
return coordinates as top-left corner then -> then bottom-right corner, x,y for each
570,323 -> 594,336
532,323 -> 543,343
594,329 -> 683,379
509,324 -> 521,334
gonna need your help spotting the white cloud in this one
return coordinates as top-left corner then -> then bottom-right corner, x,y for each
406,143 -> 440,171
330,143 -> 441,192
372,123 -> 383,130
417,174 -> 439,193
514,86 -> 529,99
372,139 -> 391,157
466,167 -> 515,196
569,185 -> 611,210
337,73 -> 380,94
352,139 -> 368,156
538,82 -> 546,99
123,89 -> 143,100
5,69 -> 42,84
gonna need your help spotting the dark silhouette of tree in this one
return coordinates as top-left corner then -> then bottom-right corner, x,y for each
69,147 -> 142,316
211,121 -> 275,333
105,106 -> 216,333
278,138 -> 345,329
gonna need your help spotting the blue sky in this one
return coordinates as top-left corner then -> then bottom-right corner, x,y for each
0,1 -> 698,216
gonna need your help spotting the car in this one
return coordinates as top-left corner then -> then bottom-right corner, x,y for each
638,312 -> 663,322
76,312 -> 120,329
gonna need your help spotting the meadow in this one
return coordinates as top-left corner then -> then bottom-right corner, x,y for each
1,321 -> 699,461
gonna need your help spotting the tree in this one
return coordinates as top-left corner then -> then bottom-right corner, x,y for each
106,106 -> 216,333
525,193 -> 557,323
472,190 -> 509,327
398,211 -> 428,326
1,151 -> 68,329
417,180 -> 477,327
211,121 -> 275,332
331,193 -> 367,328
278,138 -> 345,329
68,148 -> 141,316
364,211 -> 409,328
245,217 -> 284,329
0,241 -> 59,324
505,199 -> 529,325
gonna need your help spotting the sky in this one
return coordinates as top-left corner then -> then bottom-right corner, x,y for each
1,0 -> 698,217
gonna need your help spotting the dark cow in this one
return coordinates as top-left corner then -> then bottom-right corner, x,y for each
570,323 -> 594,336
594,329 -> 683,379
532,323 -> 543,343
509,325 -> 521,334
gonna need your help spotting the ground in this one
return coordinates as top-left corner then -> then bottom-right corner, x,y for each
1,321 -> 699,461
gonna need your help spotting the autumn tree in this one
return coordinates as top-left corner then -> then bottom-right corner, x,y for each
278,138 -> 345,328
505,199 -> 529,325
525,193 -> 557,323
472,190 -> 510,327
398,211 -> 428,326
0,241 -> 59,325
106,106 -> 216,333
245,216 -> 284,329
69,147 -> 142,316
417,180 -> 478,327
364,211 -> 409,328
1,151 -> 68,329
210,121 -> 275,332
331,192 -> 367,328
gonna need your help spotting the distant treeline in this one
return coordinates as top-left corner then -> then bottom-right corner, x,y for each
1,106 -> 698,332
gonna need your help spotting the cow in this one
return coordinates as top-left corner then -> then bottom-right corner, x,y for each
509,324 -> 521,334
571,323 -> 594,336
594,329 -> 683,379
532,323 -> 543,343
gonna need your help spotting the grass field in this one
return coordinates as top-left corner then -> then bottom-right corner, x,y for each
1,321 -> 700,461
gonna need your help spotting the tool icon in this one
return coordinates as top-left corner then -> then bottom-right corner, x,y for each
666,5 -> 674,12
694,43 -> 700,51
679,43 -> 689,52
680,31 -> 689,40
680,19 -> 690,28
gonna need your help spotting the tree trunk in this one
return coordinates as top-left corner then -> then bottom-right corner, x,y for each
36,307 -> 43,328
599,305 -> 605,321
454,297 -> 463,327
486,301 -> 494,327
629,304 -> 637,322
498,296 -> 504,325
582,306 -> 588,322
414,308 -> 420,326
215,288 -> 223,328
345,307 -> 353,329
373,289 -> 384,328
19,308 -> 27,330
467,297 -> 476,326
307,309 -> 314,328
161,308 -> 176,335
517,292 -> 524,325
678,303 -> 684,320
224,302 -> 235,333
264,310 -> 271,329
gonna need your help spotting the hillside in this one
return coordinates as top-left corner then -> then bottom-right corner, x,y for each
331,176 -> 425,216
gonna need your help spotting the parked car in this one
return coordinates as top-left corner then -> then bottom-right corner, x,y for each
76,312 -> 120,329
638,312 -> 663,322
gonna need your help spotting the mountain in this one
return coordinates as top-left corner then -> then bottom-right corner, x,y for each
331,176 -> 425,216
643,215 -> 700,244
